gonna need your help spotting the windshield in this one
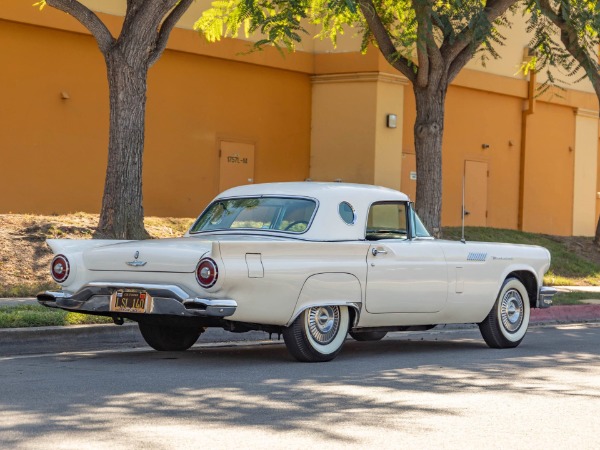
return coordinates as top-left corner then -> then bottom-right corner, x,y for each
190,197 -> 317,234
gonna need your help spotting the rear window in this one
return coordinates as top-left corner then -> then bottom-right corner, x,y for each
190,197 -> 317,234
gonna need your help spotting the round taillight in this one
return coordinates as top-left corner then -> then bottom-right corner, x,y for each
195,257 -> 218,288
51,254 -> 70,283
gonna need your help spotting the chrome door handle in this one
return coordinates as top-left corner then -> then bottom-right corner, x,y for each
372,248 -> 388,256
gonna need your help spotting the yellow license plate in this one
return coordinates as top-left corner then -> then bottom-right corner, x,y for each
110,290 -> 150,314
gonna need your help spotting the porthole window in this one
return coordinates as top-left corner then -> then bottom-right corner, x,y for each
338,202 -> 356,225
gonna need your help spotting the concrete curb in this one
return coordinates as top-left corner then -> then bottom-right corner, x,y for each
530,305 -> 600,322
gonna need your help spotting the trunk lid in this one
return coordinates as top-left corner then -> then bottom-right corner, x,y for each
82,238 -> 212,273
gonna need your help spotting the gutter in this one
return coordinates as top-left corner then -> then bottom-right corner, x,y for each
518,63 -> 537,231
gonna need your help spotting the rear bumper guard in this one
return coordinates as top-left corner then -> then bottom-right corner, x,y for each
37,282 -> 237,318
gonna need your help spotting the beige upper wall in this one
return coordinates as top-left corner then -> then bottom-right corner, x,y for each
464,10 -> 596,95
78,0 -> 125,16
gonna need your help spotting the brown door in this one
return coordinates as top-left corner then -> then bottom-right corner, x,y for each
219,141 -> 255,192
400,153 -> 417,201
464,160 -> 488,226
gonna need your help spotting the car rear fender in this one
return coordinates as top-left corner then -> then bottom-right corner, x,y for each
45,239 -> 132,289
286,273 -> 362,327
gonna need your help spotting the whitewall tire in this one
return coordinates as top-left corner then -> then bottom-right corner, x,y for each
283,305 -> 350,362
479,277 -> 531,348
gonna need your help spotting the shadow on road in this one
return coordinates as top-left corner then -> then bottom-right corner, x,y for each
1,326 -> 599,446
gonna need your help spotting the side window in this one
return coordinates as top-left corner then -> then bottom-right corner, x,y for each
366,202 -> 409,240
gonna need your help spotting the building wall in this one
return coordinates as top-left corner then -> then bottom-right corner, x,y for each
1,0 -> 599,236
0,9 -> 311,217
521,101 -> 576,236
402,84 -> 524,229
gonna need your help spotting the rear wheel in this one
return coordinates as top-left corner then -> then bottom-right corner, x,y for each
349,330 -> 387,341
479,278 -> 530,349
283,305 -> 350,362
138,322 -> 202,351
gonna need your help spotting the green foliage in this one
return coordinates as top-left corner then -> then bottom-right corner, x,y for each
195,0 -> 511,67
195,0 -> 311,51
524,0 -> 600,94
553,291 -> 600,305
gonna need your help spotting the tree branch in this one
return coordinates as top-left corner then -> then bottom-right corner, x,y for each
149,0 -> 195,67
46,0 -> 115,54
357,0 -> 416,83
413,0 -> 444,88
444,0 -> 516,82
539,0 -> 600,100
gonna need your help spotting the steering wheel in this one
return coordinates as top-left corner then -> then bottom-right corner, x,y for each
284,220 -> 309,231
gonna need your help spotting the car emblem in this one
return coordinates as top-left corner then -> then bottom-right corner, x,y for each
126,251 -> 147,267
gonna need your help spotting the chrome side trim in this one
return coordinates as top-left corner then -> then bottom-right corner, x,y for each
537,286 -> 556,308
467,252 -> 487,262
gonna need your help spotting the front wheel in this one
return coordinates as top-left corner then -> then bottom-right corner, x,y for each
479,278 -> 530,348
283,305 -> 350,362
138,322 -> 202,351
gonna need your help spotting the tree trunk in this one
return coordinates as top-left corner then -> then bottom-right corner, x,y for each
595,216 -> 600,246
98,50 -> 150,240
413,86 -> 446,238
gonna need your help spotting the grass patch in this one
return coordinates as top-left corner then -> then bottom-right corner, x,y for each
552,291 -> 600,305
0,305 -> 113,328
0,281 -> 59,298
443,227 -> 600,286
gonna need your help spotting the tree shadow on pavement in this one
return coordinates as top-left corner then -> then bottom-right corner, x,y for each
1,326 -> 599,447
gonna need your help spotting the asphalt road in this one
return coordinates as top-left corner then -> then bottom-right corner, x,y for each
1,324 -> 599,449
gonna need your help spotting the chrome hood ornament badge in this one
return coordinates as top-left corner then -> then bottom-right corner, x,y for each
126,251 -> 147,267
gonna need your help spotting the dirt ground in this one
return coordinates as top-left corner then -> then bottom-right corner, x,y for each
552,235 -> 600,267
0,213 -> 193,296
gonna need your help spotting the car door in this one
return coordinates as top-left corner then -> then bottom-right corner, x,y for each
365,202 -> 448,314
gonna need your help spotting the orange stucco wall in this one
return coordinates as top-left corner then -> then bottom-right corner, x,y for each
521,101 -> 575,236
402,85 -> 523,230
1,19 -> 108,214
402,81 -> 579,235
0,18 -> 311,217
443,86 -> 523,229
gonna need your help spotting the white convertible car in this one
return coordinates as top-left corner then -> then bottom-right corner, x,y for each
38,182 -> 555,362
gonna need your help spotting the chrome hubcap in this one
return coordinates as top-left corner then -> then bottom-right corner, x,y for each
307,306 -> 340,345
501,288 -> 524,333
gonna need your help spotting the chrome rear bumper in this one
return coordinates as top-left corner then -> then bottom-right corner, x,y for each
37,282 -> 237,318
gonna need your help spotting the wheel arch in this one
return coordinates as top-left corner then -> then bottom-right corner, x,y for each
286,272 -> 362,327
503,270 -> 538,309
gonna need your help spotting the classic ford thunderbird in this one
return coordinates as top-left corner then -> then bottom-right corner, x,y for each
38,182 -> 555,362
